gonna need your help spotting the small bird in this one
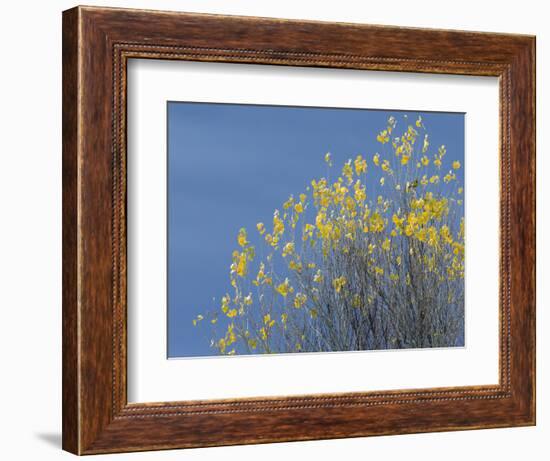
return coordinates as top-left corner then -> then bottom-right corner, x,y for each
406,179 -> 419,192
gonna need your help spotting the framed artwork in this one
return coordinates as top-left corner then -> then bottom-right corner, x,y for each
62,5 -> 536,454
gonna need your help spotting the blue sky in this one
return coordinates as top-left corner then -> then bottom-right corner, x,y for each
167,102 -> 464,358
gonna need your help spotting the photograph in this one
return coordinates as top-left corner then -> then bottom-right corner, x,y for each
167,103 -> 465,358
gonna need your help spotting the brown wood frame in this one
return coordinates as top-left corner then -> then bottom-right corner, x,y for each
62,5 -> 536,455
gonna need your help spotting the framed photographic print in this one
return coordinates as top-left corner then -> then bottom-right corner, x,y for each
62,5 -> 535,455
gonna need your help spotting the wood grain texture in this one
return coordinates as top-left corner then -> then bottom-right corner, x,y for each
62,5 -> 536,455
62,7 -> 80,454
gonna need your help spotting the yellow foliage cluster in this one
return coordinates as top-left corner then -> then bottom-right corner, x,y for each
196,115 -> 465,354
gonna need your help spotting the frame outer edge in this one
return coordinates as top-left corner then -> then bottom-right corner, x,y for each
528,35 -> 536,425
531,36 -> 537,425
62,6 -> 81,455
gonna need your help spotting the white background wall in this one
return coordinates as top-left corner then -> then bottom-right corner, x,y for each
0,1 -> 546,459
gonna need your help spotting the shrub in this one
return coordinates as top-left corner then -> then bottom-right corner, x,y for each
193,115 -> 465,354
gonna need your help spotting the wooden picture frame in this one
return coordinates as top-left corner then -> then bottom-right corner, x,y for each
62,5 -> 536,455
